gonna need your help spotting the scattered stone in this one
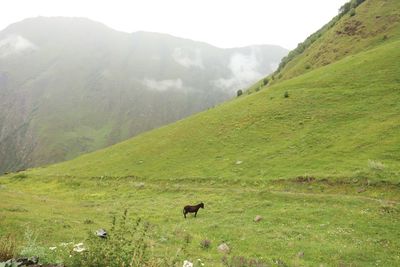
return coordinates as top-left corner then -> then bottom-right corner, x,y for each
235,160 -> 243,165
96,229 -> 107,238
21,256 -> 38,265
297,251 -> 304,258
182,260 -> 193,267
254,215 -> 263,222
357,188 -> 366,193
134,182 -> 145,188
217,243 -> 230,254
9,256 -> 40,266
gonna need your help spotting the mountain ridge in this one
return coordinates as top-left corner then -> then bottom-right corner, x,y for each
0,17 -> 288,173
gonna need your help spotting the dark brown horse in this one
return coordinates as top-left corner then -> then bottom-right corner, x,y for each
183,202 -> 204,218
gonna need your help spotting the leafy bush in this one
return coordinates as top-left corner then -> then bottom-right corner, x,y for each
19,228 -> 46,260
262,78 -> 269,86
84,219 -> 94,224
237,90 -> 243,97
0,235 -> 17,261
368,160 -> 385,171
339,2 -> 351,14
284,91 -> 289,98
340,0 -> 365,16
11,174 -> 28,180
349,8 -> 356,16
65,210 -> 182,267
200,239 -> 211,249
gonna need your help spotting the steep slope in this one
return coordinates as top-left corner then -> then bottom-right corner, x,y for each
26,38 -> 400,182
0,17 -> 288,173
273,0 -> 400,82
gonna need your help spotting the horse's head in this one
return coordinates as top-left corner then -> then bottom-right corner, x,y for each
200,202 -> 204,209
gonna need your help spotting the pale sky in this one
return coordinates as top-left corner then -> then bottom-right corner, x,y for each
0,0 -> 348,49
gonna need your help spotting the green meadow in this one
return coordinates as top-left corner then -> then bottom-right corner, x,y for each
1,0 -> 400,266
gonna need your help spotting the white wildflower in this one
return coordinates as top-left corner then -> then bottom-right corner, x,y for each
60,242 -> 73,247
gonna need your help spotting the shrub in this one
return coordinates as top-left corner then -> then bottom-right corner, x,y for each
262,78 -> 269,86
183,233 -> 192,244
339,2 -> 351,15
368,160 -> 385,171
19,228 -> 46,260
284,91 -> 289,98
65,210 -> 181,267
380,203 -> 398,214
340,0 -> 365,15
349,8 -> 356,16
237,90 -> 243,97
12,173 -> 28,180
200,239 -> 211,249
0,235 -> 17,261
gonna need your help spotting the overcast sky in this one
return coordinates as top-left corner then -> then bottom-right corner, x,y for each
1,0 -> 348,49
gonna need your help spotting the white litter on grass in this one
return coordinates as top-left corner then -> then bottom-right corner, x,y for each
49,246 -> 57,251
73,243 -> 86,253
183,260 -> 193,267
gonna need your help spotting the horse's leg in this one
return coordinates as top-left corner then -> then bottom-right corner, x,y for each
195,211 -> 197,217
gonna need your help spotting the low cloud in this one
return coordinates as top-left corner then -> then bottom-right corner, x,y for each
269,62 -> 279,71
213,52 -> 263,93
172,48 -> 204,69
0,35 -> 37,58
142,78 -> 184,91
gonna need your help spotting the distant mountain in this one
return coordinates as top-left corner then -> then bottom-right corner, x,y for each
0,17 -> 288,173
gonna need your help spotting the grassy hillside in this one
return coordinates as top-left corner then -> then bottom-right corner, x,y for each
273,0 -> 400,82
1,0 -> 400,265
24,38 -> 400,182
0,17 -> 287,174
1,36 -> 399,266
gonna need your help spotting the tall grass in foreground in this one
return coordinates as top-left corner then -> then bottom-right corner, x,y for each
65,210 -> 183,267
0,235 -> 16,261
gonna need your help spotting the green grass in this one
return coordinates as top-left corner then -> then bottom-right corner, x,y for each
1,1 -> 400,265
0,38 -> 399,266
1,177 -> 400,266
274,0 -> 400,83
20,38 -> 400,182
